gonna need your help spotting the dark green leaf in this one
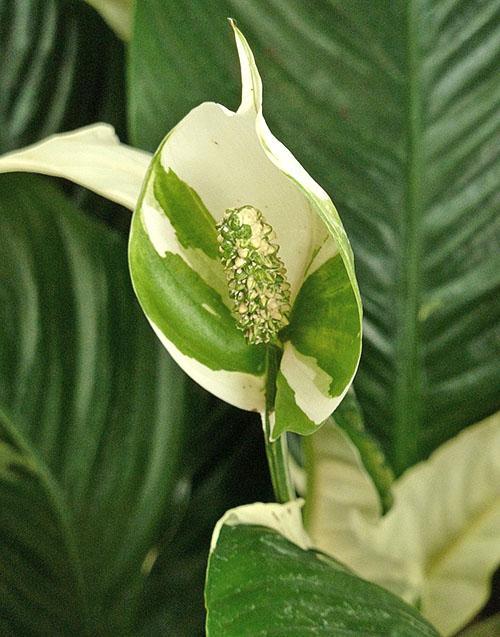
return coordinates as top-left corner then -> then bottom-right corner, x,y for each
0,0 -> 121,154
206,523 -> 440,636
134,409 -> 272,637
0,408 -> 87,636
128,2 -> 238,152
0,173 -> 202,634
129,0 -> 500,474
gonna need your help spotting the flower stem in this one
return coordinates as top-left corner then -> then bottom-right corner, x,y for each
263,345 -> 295,503
263,418 -> 295,503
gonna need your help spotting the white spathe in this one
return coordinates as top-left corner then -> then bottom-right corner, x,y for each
157,102 -> 323,301
152,21 -> 330,303
306,413 -> 500,636
0,124 -> 150,211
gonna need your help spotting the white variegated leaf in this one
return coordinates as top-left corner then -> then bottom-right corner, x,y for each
0,124 -> 150,210
306,413 -> 500,635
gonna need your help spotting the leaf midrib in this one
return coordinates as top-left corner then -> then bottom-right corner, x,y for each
424,495 -> 500,579
393,2 -> 424,475
0,406 -> 91,635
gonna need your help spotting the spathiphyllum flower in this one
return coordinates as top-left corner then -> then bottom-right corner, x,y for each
128,23 -> 362,436
0,23 -> 362,439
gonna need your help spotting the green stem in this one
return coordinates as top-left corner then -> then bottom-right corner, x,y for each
263,345 -> 295,503
263,418 -> 295,503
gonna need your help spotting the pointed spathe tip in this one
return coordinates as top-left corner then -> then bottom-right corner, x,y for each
229,21 -> 263,115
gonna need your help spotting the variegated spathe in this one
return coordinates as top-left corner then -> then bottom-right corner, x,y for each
128,22 -> 362,436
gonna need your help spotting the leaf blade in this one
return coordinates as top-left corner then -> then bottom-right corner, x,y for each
0,408 -> 89,635
206,503 -> 440,636
0,173 -> 202,633
305,412 -> 500,635
0,0 -> 119,153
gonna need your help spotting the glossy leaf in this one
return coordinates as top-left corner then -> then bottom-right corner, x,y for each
0,173 -> 199,634
0,0 -> 116,154
129,0 -> 500,473
134,408 -> 272,637
0,408 -> 87,635
206,502 -> 439,636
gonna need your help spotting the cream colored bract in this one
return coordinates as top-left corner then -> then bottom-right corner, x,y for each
305,413 -> 500,635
